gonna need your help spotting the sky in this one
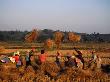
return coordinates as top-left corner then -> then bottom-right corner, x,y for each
0,0 -> 110,34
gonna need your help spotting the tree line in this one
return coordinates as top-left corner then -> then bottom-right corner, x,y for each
0,29 -> 110,43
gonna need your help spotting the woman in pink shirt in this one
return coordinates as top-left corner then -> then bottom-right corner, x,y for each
39,49 -> 47,64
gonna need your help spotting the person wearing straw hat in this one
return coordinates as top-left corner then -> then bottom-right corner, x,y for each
88,51 -> 97,68
12,51 -> 21,68
55,51 -> 62,69
96,55 -> 102,69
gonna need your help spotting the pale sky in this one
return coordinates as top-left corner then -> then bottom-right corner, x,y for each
0,0 -> 110,33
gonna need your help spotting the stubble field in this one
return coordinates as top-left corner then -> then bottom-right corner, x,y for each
0,42 -> 110,82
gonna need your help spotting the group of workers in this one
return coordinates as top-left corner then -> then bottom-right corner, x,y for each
55,47 -> 101,70
0,47 -> 102,70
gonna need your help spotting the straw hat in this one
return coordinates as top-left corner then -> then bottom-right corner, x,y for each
13,51 -> 20,56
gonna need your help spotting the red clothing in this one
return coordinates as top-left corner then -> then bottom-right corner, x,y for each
13,56 -> 20,63
39,54 -> 46,63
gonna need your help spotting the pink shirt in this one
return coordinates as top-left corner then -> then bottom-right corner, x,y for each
39,54 -> 46,63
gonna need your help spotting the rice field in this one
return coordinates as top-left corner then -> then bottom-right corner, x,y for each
0,42 -> 110,82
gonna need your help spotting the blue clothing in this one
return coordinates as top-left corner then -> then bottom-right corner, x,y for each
26,55 -> 29,61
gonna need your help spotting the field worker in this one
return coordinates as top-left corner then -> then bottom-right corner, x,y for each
30,55 -> 39,70
0,55 -> 10,63
12,52 -> 21,68
13,52 -> 19,63
96,56 -> 102,69
65,53 -> 77,68
75,56 -> 83,69
55,51 -> 62,69
25,50 -> 31,68
38,49 -> 47,64
74,47 -> 85,69
30,48 -> 35,56
89,51 -> 97,63
91,51 -> 97,62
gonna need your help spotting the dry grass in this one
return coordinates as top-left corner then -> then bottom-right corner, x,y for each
0,42 -> 110,82
0,60 -> 110,82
